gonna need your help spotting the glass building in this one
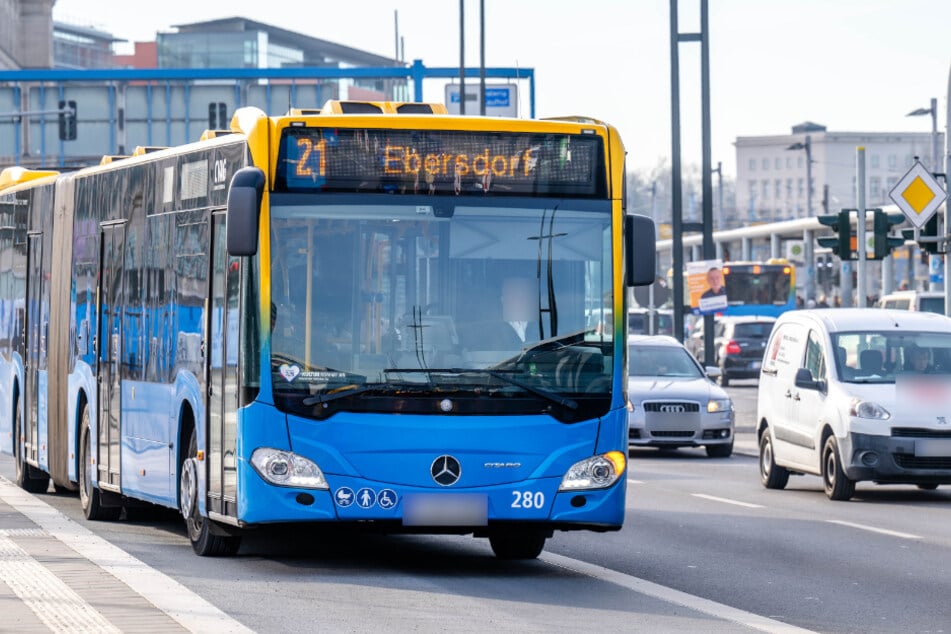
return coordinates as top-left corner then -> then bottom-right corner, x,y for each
157,18 -> 406,100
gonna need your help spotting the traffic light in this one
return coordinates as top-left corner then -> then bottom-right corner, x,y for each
208,101 -> 227,129
872,209 -> 905,259
817,210 -> 851,260
58,100 -> 77,141
902,215 -> 942,255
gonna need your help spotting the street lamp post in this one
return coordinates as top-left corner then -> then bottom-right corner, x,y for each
907,97 -> 939,171
908,98 -> 941,293
786,135 -> 813,217
787,136 -> 816,301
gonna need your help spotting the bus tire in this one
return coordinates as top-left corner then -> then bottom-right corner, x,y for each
79,407 -> 120,521
14,399 -> 50,494
181,428 -> 241,557
488,530 -> 547,560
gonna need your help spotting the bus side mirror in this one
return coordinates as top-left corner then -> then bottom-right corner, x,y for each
625,213 -> 656,287
227,167 -> 266,256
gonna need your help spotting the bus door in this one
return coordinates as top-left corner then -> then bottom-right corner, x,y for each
206,212 -> 240,519
97,221 -> 127,491
23,231 -> 44,467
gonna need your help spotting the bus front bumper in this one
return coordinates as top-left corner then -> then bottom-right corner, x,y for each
236,464 -> 626,531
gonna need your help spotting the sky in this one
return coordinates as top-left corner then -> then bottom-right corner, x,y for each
52,0 -> 951,178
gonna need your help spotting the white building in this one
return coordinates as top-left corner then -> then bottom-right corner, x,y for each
734,122 -> 944,225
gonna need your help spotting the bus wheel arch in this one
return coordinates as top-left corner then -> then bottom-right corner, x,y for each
178,402 -> 241,556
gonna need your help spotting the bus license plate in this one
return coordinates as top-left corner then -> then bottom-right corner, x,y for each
402,493 -> 488,526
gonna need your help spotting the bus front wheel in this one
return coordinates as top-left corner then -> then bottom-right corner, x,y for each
488,530 -> 547,560
181,429 -> 241,557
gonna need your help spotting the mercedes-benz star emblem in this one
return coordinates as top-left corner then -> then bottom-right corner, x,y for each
431,455 -> 461,486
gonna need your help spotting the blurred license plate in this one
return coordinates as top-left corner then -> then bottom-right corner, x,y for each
402,494 -> 488,526
915,439 -> 951,457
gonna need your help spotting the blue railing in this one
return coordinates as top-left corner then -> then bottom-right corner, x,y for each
0,60 -> 535,167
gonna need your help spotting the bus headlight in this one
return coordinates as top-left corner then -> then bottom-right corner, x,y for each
559,451 -> 626,491
251,448 -> 329,489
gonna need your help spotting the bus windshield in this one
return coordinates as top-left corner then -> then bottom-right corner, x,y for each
723,267 -> 791,306
268,196 -> 614,422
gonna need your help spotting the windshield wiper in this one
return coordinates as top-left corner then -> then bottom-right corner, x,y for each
302,384 -> 378,406
384,367 -> 578,411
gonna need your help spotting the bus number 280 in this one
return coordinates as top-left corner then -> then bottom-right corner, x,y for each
511,491 -> 545,509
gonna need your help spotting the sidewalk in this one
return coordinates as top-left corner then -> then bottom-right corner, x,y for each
0,474 -> 250,633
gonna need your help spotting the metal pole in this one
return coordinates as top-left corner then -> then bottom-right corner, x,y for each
479,0 -> 486,116
700,0 -> 715,369
882,253 -> 894,296
669,0 -> 685,342
931,96 -> 939,172
459,0 -> 466,115
841,258 -> 853,307
803,229 -> 815,300
945,76 -> 951,316
907,245 -> 915,290
770,233 -> 780,259
856,147 -> 867,307
805,135 -> 813,216
394,10 -> 399,61
648,181 -> 657,334
717,160 -> 723,230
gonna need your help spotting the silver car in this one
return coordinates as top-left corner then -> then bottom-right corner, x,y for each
628,335 -> 735,457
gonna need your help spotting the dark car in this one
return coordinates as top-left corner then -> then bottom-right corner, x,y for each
687,316 -> 776,386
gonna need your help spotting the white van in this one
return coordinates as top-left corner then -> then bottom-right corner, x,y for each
877,290 -> 944,314
756,308 -> 951,500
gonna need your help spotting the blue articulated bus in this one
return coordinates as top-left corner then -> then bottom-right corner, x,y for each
0,100 -> 654,559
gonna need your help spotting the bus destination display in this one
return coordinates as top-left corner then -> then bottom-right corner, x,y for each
277,127 -> 604,197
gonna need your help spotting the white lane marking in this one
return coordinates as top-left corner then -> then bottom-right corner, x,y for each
825,519 -> 921,540
691,493 -> 765,509
0,534 -> 120,632
541,552 -> 817,634
0,476 -> 253,633
0,528 -> 47,537
627,479 -> 644,485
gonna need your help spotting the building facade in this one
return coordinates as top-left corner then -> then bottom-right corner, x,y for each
155,18 -> 405,101
735,122 -> 944,224
0,0 -> 55,69
54,22 -> 118,69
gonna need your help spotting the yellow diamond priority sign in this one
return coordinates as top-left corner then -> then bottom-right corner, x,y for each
889,160 -> 947,228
